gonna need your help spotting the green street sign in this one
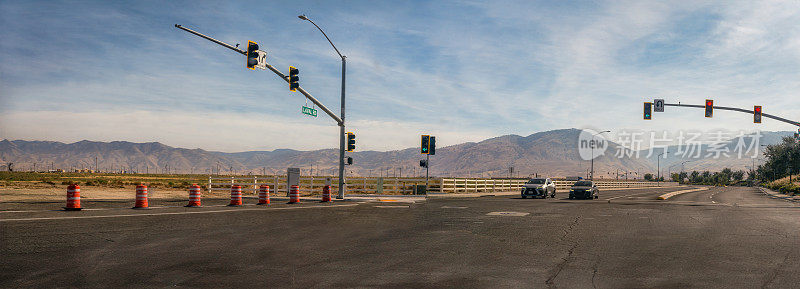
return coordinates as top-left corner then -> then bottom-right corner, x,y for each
301,106 -> 317,117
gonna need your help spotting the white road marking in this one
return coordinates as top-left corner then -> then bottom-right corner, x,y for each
486,211 -> 529,216
0,204 -> 360,222
374,205 -> 409,208
441,206 -> 468,209
657,188 -> 710,200
0,210 -> 39,213
606,191 -> 660,201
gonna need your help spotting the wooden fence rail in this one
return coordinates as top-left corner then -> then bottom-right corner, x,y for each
207,176 -> 678,196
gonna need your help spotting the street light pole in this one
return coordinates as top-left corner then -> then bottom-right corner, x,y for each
299,15 -> 347,199
657,152 -> 668,186
590,130 -> 610,181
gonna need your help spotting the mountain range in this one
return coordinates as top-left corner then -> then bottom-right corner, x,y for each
0,129 -> 792,178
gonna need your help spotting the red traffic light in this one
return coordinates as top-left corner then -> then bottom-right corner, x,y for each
754,105 -> 762,123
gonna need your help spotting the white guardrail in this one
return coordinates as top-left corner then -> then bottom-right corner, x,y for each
208,176 -> 678,196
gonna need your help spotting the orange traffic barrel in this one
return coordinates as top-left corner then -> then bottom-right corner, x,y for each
133,184 -> 149,209
288,185 -> 300,204
321,185 -> 332,202
186,184 -> 202,207
257,185 -> 270,205
228,185 -> 242,206
64,184 -> 82,211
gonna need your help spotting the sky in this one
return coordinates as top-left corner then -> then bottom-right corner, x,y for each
1,0 -> 799,152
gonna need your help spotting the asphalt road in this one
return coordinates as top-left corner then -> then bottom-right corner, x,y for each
2,186 -> 799,288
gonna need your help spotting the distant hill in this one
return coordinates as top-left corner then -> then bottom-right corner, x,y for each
0,129 -> 792,178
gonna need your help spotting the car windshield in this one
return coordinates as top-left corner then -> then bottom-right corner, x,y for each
527,179 -> 546,184
573,181 -> 592,186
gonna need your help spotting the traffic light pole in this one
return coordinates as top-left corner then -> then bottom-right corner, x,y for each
175,24 -> 348,198
664,103 -> 800,127
425,153 -> 430,192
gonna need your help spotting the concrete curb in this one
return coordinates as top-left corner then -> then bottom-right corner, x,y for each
657,187 -> 709,200
758,187 -> 800,203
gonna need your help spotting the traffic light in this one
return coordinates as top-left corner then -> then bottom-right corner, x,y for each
346,156 -> 353,165
421,135 -> 430,154
429,136 -> 436,155
754,105 -> 762,123
643,102 -> 652,120
419,159 -> 428,168
246,41 -> 259,70
289,66 -> 299,91
705,99 -> 713,118
346,132 -> 355,152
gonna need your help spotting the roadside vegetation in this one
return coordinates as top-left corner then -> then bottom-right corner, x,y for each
0,171 -> 212,189
756,135 -> 800,195
670,168 -> 748,187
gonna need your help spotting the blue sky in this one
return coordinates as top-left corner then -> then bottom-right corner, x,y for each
1,1 -> 799,152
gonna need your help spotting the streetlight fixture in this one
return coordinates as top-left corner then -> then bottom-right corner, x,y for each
299,14 -> 348,199
590,130 -> 611,180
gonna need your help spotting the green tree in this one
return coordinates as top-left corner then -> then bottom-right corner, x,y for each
732,170 -> 744,182
758,136 -> 800,182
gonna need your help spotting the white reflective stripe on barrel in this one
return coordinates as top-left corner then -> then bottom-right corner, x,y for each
67,190 -> 79,193
67,197 -> 80,200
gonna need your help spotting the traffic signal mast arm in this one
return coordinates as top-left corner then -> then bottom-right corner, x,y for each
174,24 -> 343,126
664,102 -> 800,127
265,63 -> 342,125
175,24 -> 246,55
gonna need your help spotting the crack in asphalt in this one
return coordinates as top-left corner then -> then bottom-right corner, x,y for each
762,247 -> 793,288
546,216 -> 581,288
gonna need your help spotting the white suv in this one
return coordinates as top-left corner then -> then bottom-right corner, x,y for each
521,178 -> 556,199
